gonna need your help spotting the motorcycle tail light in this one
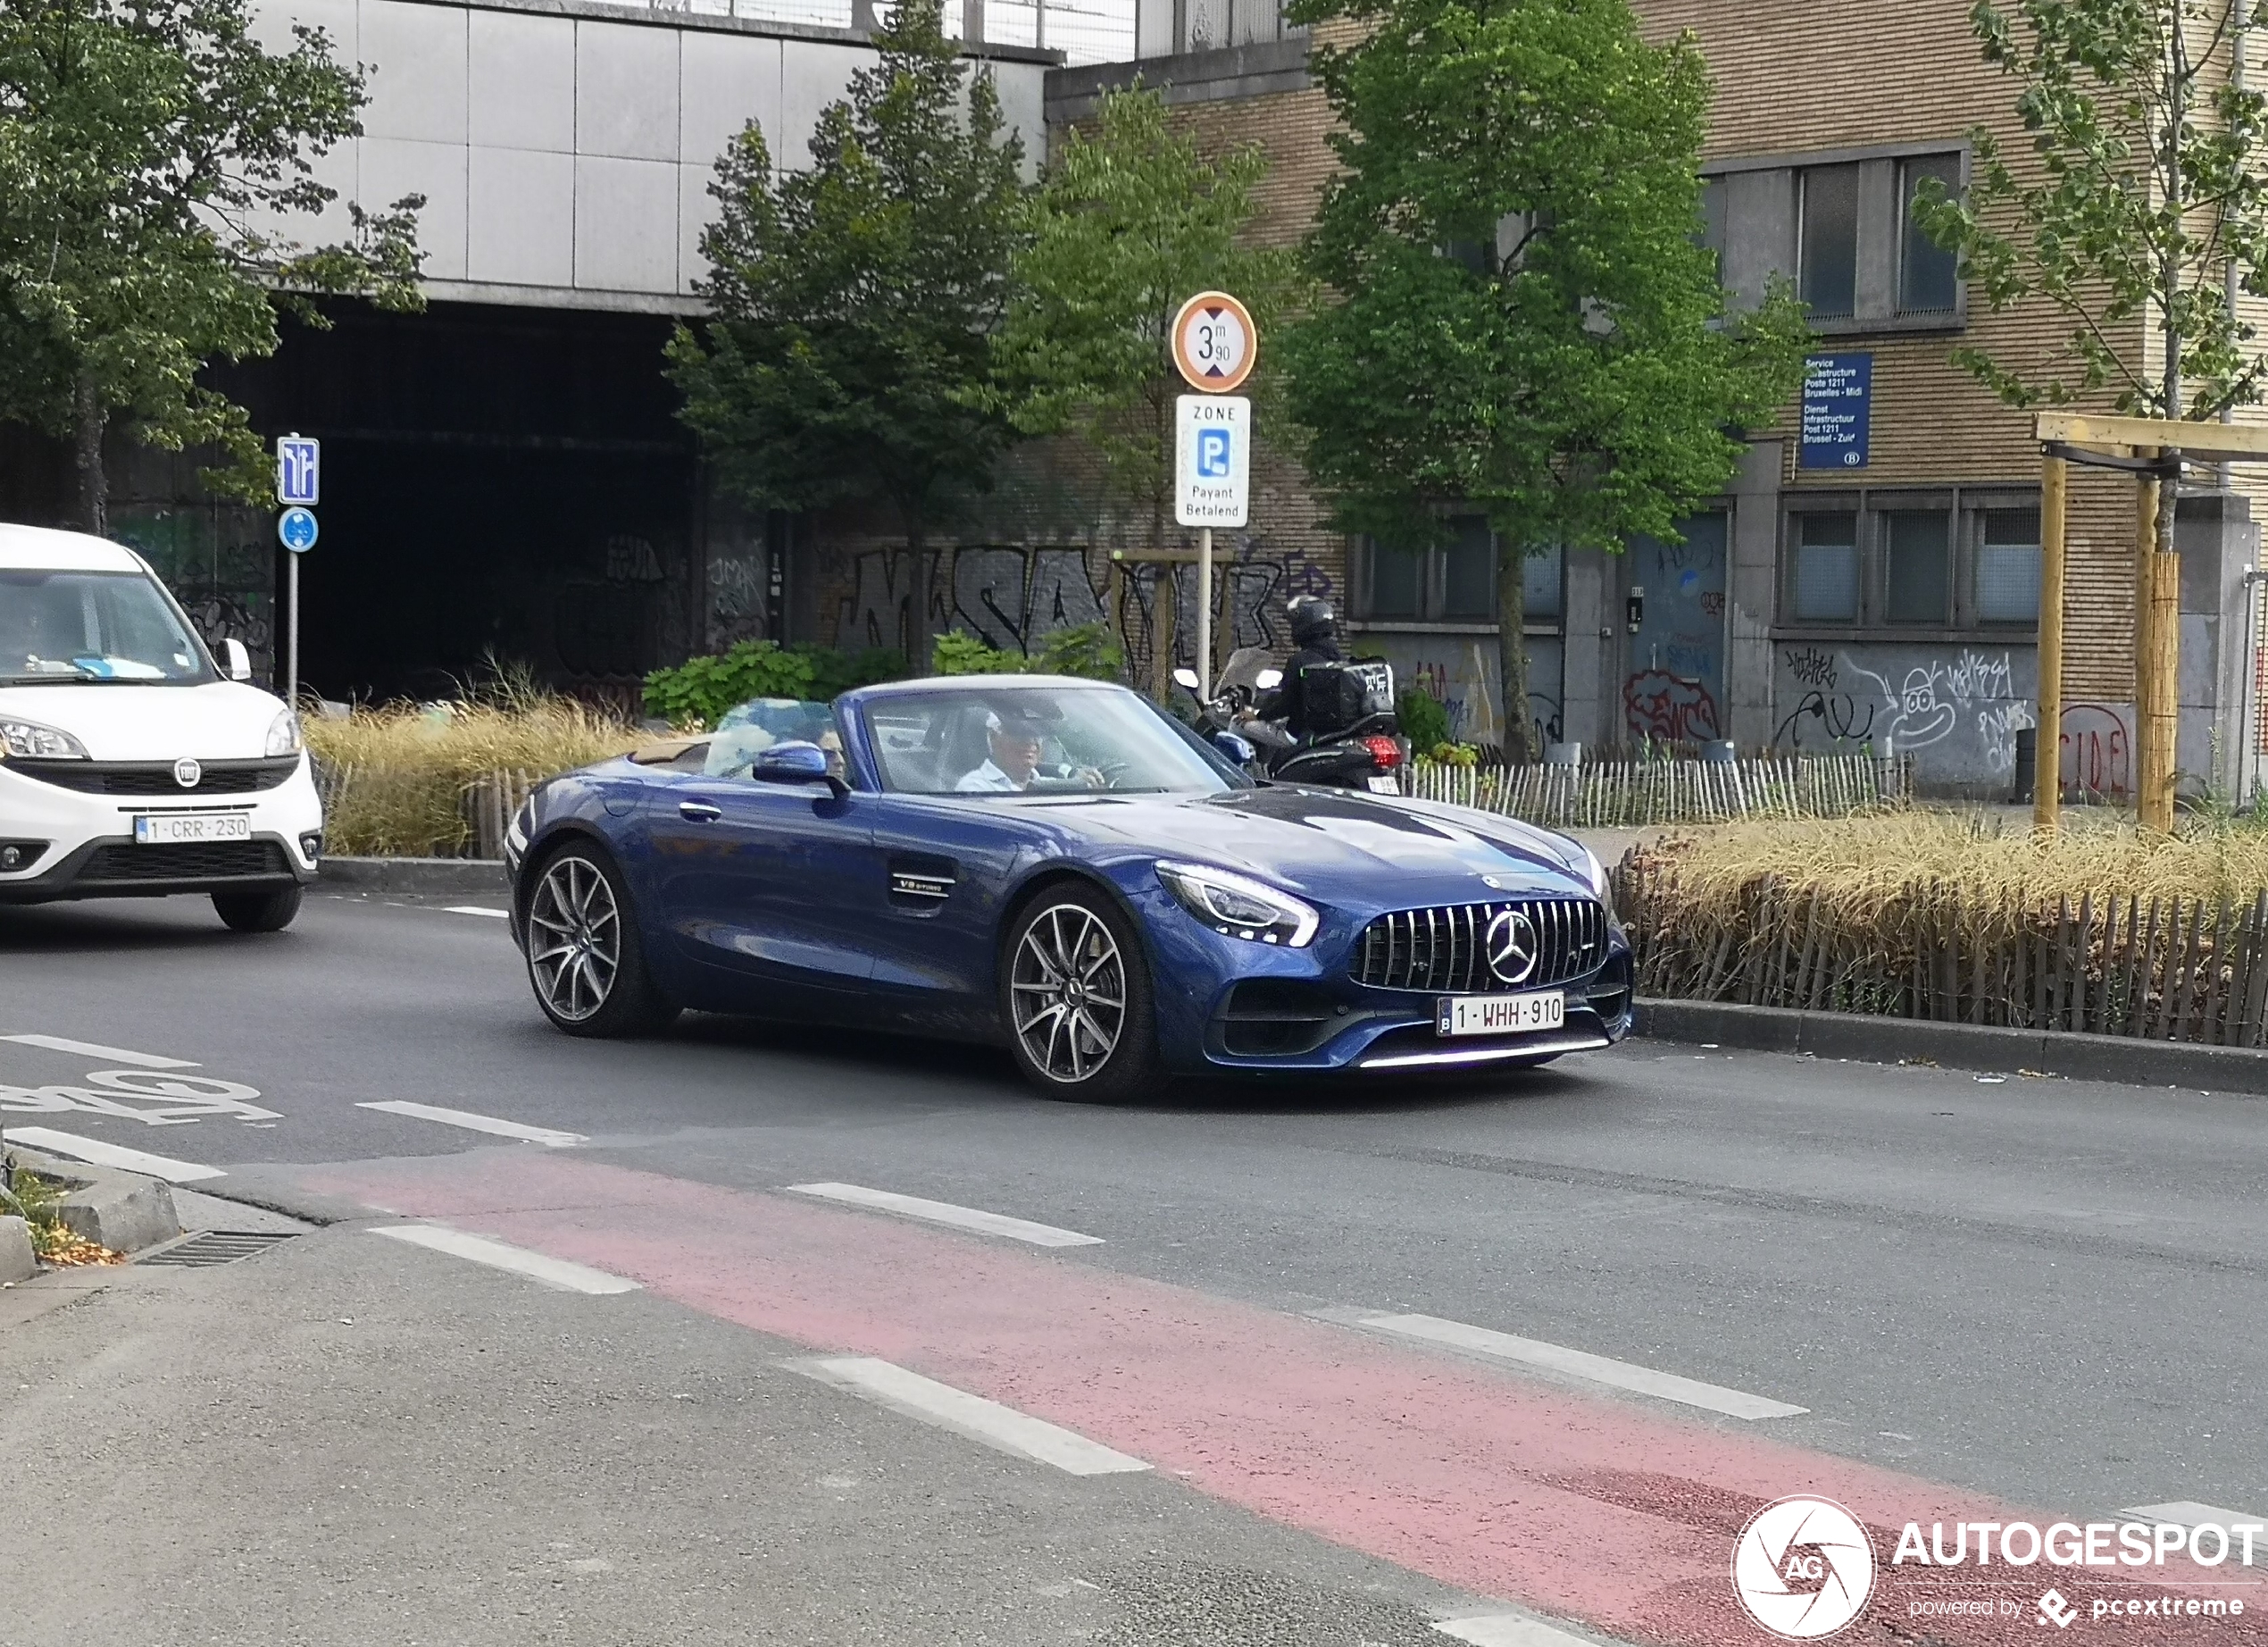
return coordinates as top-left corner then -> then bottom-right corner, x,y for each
1361,734 -> 1402,769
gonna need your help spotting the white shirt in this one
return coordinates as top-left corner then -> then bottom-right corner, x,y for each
955,759 -> 1023,792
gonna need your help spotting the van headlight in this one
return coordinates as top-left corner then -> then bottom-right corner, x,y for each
1156,861 -> 1320,947
265,709 -> 303,757
0,718 -> 89,759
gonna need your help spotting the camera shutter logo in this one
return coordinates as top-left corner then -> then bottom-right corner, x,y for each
1731,1495 -> 1876,1640
1485,907 -> 1539,985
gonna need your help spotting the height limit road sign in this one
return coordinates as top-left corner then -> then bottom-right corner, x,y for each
1175,396 -> 1249,527
1172,292 -> 1256,394
276,433 -> 320,506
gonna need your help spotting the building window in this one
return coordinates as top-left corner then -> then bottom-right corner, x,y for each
1369,542 -> 1423,619
1522,541 -> 1563,620
1356,516 -> 1531,623
1443,516 -> 1496,619
1977,507 -> 2042,623
1798,164 -> 1861,320
1793,513 -> 1859,621
1898,155 -> 1961,314
1697,176 -> 1727,275
1884,509 -> 1950,623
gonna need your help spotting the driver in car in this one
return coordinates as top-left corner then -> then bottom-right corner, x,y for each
955,706 -> 1104,792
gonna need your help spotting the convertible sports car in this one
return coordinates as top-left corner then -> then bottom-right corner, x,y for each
505,675 -> 1632,1099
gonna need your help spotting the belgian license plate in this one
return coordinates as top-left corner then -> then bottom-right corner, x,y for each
134,813 -> 251,845
1365,774 -> 1400,795
1437,990 -> 1565,1038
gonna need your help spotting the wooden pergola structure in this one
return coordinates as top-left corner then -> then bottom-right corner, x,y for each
2033,412 -> 2268,834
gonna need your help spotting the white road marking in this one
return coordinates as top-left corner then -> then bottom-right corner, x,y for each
2122,1501 -> 2268,1530
442,906 -> 511,919
785,1182 -> 1103,1248
1343,1311 -> 1807,1420
1,1033 -> 197,1069
357,1100 -> 586,1148
1,1127 -> 226,1183
369,1225 -> 638,1294
1434,1615 -> 1605,1647
788,1356 -> 1150,1476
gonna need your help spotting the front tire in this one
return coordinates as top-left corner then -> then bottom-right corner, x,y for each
1002,884 -> 1158,1102
524,843 -> 679,1038
213,884 -> 302,932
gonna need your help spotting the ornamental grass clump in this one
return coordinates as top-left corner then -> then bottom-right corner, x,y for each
305,695 -> 644,858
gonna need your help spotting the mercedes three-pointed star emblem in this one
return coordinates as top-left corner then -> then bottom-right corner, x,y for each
1484,907 -> 1539,985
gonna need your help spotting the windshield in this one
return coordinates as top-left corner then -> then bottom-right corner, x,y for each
0,569 -> 215,685
866,685 -> 1237,798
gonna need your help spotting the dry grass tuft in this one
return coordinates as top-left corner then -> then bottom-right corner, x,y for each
1630,808 -> 2268,919
305,696 -> 644,858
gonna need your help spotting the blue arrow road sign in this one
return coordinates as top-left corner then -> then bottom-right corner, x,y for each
278,506 -> 319,554
277,434 -> 320,506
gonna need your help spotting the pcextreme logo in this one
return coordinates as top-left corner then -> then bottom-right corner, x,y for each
1732,1496 -> 1879,1640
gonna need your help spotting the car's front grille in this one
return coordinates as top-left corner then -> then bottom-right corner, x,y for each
9,757 -> 298,796
79,841 -> 288,882
1353,899 -> 1609,993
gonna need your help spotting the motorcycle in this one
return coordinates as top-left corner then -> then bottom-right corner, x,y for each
1175,648 -> 1409,795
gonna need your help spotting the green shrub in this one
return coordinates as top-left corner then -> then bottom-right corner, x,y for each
932,621 -> 1125,681
1397,685 -> 1452,752
643,641 -> 905,728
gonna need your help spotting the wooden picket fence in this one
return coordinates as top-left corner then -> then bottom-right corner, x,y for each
313,760 -> 539,858
463,768 -> 542,859
1613,857 -> 2268,1045
1405,752 -> 1912,829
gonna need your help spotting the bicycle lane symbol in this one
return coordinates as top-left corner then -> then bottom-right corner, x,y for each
0,1041 -> 279,1128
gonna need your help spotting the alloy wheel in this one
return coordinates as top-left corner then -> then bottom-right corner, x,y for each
528,855 -> 621,1023
1011,903 -> 1127,1083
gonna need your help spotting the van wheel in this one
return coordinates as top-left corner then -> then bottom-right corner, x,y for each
213,884 -> 302,932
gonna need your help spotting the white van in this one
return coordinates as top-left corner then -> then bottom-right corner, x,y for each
0,523 -> 322,930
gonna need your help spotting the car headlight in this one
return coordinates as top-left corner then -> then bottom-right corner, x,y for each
0,718 -> 89,759
1156,860 -> 1320,948
264,709 -> 303,757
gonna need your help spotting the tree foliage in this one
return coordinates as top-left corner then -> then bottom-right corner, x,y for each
0,0 -> 422,531
667,0 -> 1024,663
931,621 -> 1126,680
1280,0 -> 1808,757
641,639 -> 905,729
1917,0 -> 2268,423
988,86 -> 1305,539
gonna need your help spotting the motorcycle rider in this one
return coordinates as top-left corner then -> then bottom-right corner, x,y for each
1252,595 -> 1346,740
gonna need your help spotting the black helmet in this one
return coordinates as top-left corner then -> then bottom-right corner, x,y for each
1288,595 -> 1338,647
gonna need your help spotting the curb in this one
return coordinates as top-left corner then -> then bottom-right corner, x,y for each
1634,999 -> 2268,1097
320,856 -> 509,895
4,1144 -> 182,1255
0,1216 -> 33,1283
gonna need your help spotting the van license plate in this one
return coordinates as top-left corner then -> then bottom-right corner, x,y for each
1437,990 -> 1565,1038
134,814 -> 251,845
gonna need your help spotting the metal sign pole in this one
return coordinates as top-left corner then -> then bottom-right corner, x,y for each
1197,527 -> 1213,699
2033,453 -> 2066,832
287,552 -> 300,708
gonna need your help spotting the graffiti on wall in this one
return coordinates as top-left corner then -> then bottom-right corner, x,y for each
836,542 -> 1340,675
1773,643 -> 2037,788
708,554 -> 765,648
2059,701 -> 2132,798
1624,670 -> 1722,743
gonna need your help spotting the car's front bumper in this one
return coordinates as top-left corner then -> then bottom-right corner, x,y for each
1131,883 -> 1635,1075
0,758 -> 324,906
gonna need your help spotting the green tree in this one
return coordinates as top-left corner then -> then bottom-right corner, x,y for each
0,0 -> 422,533
667,0 -> 1024,671
1915,0 -> 2268,546
990,86 -> 1304,566
1280,0 -> 1808,759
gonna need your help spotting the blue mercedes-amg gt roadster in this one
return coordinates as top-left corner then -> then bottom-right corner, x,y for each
504,676 -> 1631,1099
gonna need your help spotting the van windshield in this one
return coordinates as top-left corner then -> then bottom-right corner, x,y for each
0,570 -> 215,685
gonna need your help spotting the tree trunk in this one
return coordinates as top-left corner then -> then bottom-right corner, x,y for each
1496,539 -> 1532,763
74,372 -> 107,538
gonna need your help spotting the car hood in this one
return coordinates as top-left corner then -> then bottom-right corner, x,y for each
0,680 -> 287,761
1027,785 -> 1597,907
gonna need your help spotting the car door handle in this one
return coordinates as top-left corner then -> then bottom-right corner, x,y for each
678,800 -> 722,824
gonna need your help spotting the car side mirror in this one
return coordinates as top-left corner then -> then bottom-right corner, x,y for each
753,740 -> 848,798
1211,730 -> 1255,765
1172,667 -> 1201,691
1255,667 -> 1283,691
221,639 -> 253,682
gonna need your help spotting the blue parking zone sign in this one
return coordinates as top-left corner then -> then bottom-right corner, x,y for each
1197,427 -> 1232,478
277,434 -> 321,506
1176,395 -> 1250,527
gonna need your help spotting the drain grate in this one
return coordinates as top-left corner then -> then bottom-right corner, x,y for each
138,1231 -> 297,1267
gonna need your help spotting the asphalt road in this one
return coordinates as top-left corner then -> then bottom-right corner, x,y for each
4,887 -> 2266,1647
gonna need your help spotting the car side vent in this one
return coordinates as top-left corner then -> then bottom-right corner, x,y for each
888,856 -> 956,910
